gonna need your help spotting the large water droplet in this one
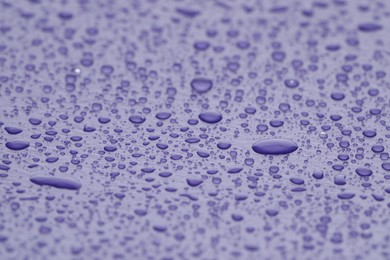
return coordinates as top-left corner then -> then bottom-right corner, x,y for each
190,78 -> 213,93
358,23 -> 382,32
355,168 -> 373,177
5,139 -> 30,150
128,115 -> 146,124
186,178 -> 203,187
252,138 -> 298,155
198,111 -> 222,124
30,176 -> 82,190
4,127 -> 23,135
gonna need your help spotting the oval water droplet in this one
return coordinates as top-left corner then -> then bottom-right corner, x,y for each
5,139 -> 30,150
198,111 -> 222,124
284,79 -> 299,88
155,112 -> 172,120
4,127 -> 23,135
30,176 -> 82,190
355,168 -> 373,177
252,138 -> 298,155
190,78 -> 213,93
358,23 -> 382,32
128,115 -> 146,124
186,178 -> 203,187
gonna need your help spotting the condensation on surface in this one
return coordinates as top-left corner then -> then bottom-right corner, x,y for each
0,0 -> 390,259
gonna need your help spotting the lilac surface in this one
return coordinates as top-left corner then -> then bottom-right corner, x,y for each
0,0 -> 390,259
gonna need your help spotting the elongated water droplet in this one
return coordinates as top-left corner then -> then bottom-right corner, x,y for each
30,176 -> 82,190
5,139 -> 30,150
252,138 -> 298,155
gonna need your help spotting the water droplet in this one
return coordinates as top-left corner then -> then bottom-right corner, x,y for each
198,111 -> 222,124
284,79 -> 299,88
252,138 -> 298,155
330,92 -> 345,101
186,178 -> 203,187
4,127 -> 23,135
129,115 -> 146,124
355,168 -> 373,177
319,132 -> 328,139
358,23 -> 382,32
5,139 -> 30,150
190,78 -> 213,93
30,176 -> 81,190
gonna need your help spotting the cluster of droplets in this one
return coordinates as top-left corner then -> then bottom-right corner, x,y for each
0,0 -> 389,259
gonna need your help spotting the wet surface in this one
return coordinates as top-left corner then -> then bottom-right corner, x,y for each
0,0 -> 390,259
